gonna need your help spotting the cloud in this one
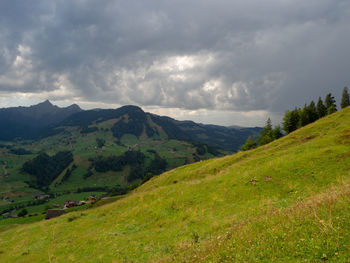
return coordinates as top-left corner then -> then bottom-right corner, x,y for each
0,0 -> 350,125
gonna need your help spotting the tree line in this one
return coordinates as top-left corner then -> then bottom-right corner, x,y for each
242,87 -> 350,151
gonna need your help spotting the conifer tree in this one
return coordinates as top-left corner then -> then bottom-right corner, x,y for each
272,125 -> 283,140
241,136 -> 257,151
316,97 -> 326,118
327,105 -> 337,115
283,108 -> 299,134
264,118 -> 272,132
258,118 -> 273,146
341,87 -> 350,109
325,93 -> 337,114
298,105 -> 310,127
307,101 -> 318,122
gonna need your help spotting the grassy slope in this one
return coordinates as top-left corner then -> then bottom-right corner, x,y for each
1,108 -> 350,262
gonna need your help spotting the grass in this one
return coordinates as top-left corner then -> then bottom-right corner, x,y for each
0,214 -> 45,230
0,108 -> 350,262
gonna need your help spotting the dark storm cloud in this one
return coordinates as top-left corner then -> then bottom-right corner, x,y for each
1,0 -> 350,114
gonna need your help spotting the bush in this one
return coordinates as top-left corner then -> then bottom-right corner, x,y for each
96,138 -> 105,148
107,184 -> 128,196
18,209 -> 28,217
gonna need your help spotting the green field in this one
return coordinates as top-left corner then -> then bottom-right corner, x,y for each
0,105 -> 349,262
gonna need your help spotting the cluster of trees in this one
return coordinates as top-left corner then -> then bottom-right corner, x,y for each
96,138 -> 105,148
77,183 -> 140,197
241,118 -> 282,151
147,151 -> 168,175
80,126 -> 99,134
107,184 -> 128,196
18,209 -> 28,217
8,147 -> 32,155
241,87 -> 350,151
22,151 -> 73,188
76,186 -> 109,193
90,150 -> 146,173
283,88 -> 349,134
192,142 -> 220,156
89,150 -> 169,182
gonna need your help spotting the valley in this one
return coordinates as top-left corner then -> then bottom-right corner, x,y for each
0,102 -> 258,220
0,103 -> 349,262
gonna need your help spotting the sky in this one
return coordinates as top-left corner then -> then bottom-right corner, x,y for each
0,0 -> 349,126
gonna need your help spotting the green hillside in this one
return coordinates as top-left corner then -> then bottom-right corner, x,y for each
0,104 -> 259,219
1,107 -> 350,262
0,107 -> 226,217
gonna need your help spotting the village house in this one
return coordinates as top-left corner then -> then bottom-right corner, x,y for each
89,195 -> 96,202
63,200 -> 79,209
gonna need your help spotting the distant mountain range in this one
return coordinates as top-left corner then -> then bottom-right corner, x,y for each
0,101 -> 260,151
0,100 -> 82,140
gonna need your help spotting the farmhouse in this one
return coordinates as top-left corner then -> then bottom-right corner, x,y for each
63,200 -> 79,209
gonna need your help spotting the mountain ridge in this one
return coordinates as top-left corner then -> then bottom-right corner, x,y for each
0,101 -> 260,151
0,100 -> 83,140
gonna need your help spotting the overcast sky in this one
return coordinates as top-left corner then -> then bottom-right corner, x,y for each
0,0 -> 349,126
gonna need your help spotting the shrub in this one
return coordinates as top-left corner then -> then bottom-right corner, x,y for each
18,209 -> 28,217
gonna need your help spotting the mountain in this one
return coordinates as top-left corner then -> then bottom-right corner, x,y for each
1,107 -> 349,262
0,100 -> 82,140
173,120 -> 261,151
59,105 -> 191,141
58,105 -> 260,151
0,101 -> 259,151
